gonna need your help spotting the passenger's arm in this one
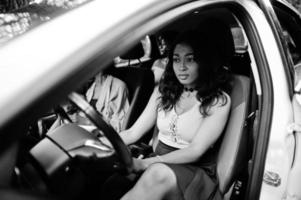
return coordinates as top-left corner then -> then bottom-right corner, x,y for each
108,81 -> 130,132
119,87 -> 160,145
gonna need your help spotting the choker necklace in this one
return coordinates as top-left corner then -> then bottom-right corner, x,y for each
183,87 -> 196,98
183,87 -> 196,92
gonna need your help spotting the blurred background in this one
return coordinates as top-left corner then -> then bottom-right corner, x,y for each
0,0 -> 300,45
287,0 -> 301,11
0,0 -> 90,12
0,0 -> 91,44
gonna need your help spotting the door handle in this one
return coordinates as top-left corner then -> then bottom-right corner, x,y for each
263,170 -> 281,187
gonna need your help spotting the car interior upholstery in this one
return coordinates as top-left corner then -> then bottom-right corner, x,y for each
217,74 -> 250,195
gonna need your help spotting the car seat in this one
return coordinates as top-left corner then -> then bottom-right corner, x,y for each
109,42 -> 155,130
196,17 -> 252,197
109,67 -> 154,130
217,74 -> 250,196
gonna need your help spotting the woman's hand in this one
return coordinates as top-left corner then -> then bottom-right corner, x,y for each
132,155 -> 163,173
132,158 -> 148,173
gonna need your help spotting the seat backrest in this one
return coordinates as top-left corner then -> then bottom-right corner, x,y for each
217,74 -> 250,195
109,42 -> 155,130
109,67 -> 154,130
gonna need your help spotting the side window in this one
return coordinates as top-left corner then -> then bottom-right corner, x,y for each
284,30 -> 301,88
273,4 -> 301,90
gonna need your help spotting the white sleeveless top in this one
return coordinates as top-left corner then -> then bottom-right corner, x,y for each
157,102 -> 203,149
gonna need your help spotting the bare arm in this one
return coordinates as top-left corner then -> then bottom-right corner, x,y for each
119,87 -> 160,145
141,94 -> 231,168
108,80 -> 130,132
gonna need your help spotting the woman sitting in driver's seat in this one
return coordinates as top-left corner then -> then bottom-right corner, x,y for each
102,30 -> 232,200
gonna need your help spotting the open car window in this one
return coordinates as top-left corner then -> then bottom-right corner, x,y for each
271,0 -> 301,91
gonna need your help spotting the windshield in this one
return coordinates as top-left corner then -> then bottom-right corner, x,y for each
0,0 -> 92,45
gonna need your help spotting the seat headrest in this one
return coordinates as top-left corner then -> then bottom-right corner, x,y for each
198,18 -> 235,65
120,43 -> 145,60
149,35 -> 161,59
231,27 -> 248,53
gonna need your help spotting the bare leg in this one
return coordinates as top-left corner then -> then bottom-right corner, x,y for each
121,163 -> 183,200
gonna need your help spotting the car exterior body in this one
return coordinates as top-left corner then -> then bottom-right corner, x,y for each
1,0 -> 301,199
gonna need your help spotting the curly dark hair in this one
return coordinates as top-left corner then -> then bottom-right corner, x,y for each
158,30 -> 232,116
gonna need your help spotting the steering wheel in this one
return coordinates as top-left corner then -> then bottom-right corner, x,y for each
68,92 -> 133,173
